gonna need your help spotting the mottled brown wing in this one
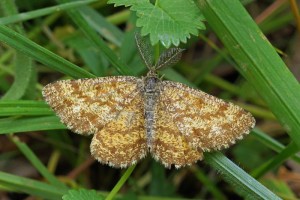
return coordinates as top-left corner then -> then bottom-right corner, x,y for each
159,81 -> 255,152
151,98 -> 203,168
42,76 -> 140,135
90,93 -> 147,168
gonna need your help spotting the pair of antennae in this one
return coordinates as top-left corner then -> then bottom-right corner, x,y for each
135,33 -> 184,72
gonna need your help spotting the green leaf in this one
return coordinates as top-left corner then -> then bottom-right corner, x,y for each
62,189 -> 104,200
109,0 -> 205,47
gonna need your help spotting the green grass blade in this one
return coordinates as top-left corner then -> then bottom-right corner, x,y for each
251,142 -> 299,178
191,167 -> 226,200
0,116 -> 66,134
10,135 -> 68,189
0,0 -> 97,25
0,171 -> 67,199
79,6 -> 124,46
0,0 -> 33,100
197,0 -> 300,148
252,128 -> 300,163
105,165 -> 136,200
0,100 -> 54,116
0,25 -> 95,79
57,0 -> 132,75
205,152 -> 281,199
1,51 -> 32,100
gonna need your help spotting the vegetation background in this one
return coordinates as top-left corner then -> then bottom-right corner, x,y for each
0,0 -> 300,199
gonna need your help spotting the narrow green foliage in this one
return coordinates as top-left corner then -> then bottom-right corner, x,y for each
10,135 -> 68,189
252,128 -> 300,162
252,142 -> 299,178
261,179 -> 297,200
0,25 -> 95,79
0,0 -> 33,100
0,171 -> 67,200
0,100 -> 53,116
0,116 -> 65,134
105,165 -> 136,200
79,7 -> 124,47
58,0 -> 132,75
62,189 -> 104,200
1,53 -> 32,100
205,152 -> 281,200
149,162 -> 175,196
0,0 -> 97,25
191,167 -> 226,200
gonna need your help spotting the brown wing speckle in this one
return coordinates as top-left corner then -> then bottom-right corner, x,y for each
42,74 -> 255,168
90,93 -> 147,168
151,96 -> 203,168
42,76 -> 139,135
159,81 -> 255,152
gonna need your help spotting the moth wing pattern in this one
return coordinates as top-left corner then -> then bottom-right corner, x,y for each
150,94 -> 203,169
42,76 -> 140,136
90,92 -> 148,168
158,81 -> 255,152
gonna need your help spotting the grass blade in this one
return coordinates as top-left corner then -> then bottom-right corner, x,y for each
105,165 -> 136,200
57,0 -> 132,75
1,52 -> 32,100
251,142 -> 299,178
0,0 -> 97,25
205,152 -> 281,199
252,128 -> 300,162
0,116 -> 66,134
0,100 -> 54,116
0,0 -> 33,100
0,171 -> 67,199
0,25 -> 95,79
10,135 -> 68,189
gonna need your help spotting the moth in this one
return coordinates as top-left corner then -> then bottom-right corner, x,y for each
43,34 -> 255,168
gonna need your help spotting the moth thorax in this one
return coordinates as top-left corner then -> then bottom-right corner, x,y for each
144,76 -> 159,93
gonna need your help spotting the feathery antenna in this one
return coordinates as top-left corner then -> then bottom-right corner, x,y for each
135,33 -> 154,70
155,48 -> 184,70
135,33 -> 184,71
